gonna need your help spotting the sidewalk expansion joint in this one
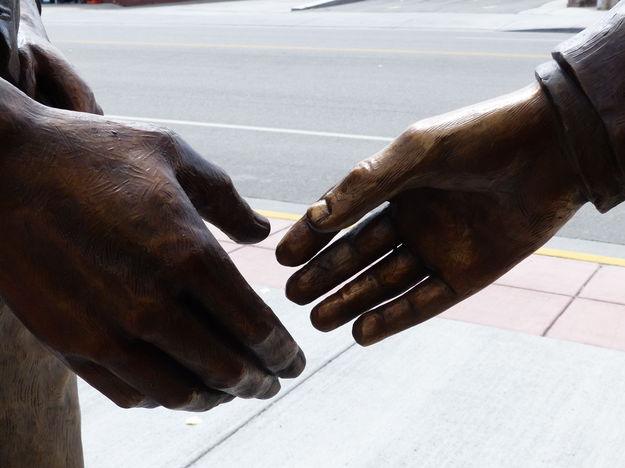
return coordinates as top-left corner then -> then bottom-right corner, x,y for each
541,264 -> 602,337
183,341 -> 357,468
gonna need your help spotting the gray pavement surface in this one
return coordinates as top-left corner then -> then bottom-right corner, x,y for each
80,287 -> 625,467
329,0 -> 551,13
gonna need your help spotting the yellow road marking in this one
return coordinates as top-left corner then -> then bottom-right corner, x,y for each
57,39 -> 550,59
255,209 -> 302,222
255,209 -> 625,266
535,248 -> 625,267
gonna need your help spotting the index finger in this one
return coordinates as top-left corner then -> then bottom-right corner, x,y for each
185,237 -> 306,379
276,217 -> 338,267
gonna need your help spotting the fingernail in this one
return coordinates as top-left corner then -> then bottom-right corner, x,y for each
353,314 -> 385,346
285,275 -> 313,306
136,397 -> 159,409
277,348 -> 306,379
219,393 -> 236,405
279,349 -> 306,379
253,212 -> 271,236
258,379 -> 281,400
310,304 -> 335,332
307,199 -> 330,225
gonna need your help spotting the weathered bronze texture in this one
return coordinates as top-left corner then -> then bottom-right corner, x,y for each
2,1 -> 89,465
0,301 -> 83,468
0,53 -> 304,410
546,3 -> 625,211
277,84 -> 587,345
0,3 -> 304,466
278,2 -> 625,346
2,0 -> 625,464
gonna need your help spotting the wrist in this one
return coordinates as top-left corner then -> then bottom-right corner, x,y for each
405,82 -> 586,207
536,60 -> 622,212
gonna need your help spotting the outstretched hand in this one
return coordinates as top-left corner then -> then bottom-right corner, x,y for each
277,83 -> 586,346
0,85 -> 304,411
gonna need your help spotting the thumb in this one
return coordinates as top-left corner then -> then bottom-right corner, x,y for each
307,147 -> 414,232
29,45 -> 102,114
169,134 -> 270,244
17,49 -> 37,98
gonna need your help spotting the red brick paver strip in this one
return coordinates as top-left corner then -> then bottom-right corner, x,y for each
441,284 -> 571,335
230,246 -> 298,290
547,298 -> 625,351
579,265 -> 625,305
256,218 -> 294,250
496,255 -> 599,296
214,212 -> 625,353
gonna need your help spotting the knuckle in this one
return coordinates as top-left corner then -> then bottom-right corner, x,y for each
210,166 -> 234,192
339,161 -> 376,197
348,161 -> 374,183
250,327 -> 300,373
113,395 -> 145,409
157,390 -> 198,410
398,124 -> 446,157
145,127 -> 183,157
158,127 -> 180,144
234,372 -> 274,399
402,124 -> 424,141
218,362 -> 248,391
206,360 -> 271,398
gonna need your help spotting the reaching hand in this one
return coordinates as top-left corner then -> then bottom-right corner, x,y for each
0,85 -> 304,411
0,0 -> 19,83
277,83 -> 586,346
17,1 -> 102,114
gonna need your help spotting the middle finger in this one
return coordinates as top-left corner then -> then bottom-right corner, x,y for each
286,209 -> 400,305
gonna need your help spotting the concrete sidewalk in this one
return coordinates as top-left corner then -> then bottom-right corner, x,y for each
79,205 -> 625,467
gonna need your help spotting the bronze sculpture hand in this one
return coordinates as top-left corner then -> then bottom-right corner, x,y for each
277,83 -> 586,346
17,0 -> 102,114
0,82 -> 305,411
0,0 -> 19,84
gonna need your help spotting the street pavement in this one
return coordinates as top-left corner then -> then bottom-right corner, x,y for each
41,0 -> 625,246
32,1 -> 625,466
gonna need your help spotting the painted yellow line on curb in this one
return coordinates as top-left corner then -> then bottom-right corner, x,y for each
57,39 -> 550,59
255,209 -> 302,222
535,248 -> 625,267
255,209 -> 625,266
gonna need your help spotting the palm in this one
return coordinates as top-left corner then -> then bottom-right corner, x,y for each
392,187 -> 569,296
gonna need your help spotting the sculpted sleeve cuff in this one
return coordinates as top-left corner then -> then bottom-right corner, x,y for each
535,3 -> 625,213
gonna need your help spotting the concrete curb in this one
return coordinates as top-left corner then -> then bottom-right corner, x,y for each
504,27 -> 585,32
291,0 -> 364,12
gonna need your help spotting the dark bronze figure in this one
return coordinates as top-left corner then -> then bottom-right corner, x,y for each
278,4 -> 625,346
0,0 -> 304,466
2,0 -> 625,465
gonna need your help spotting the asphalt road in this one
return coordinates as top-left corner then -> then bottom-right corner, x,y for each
42,2 -> 625,245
